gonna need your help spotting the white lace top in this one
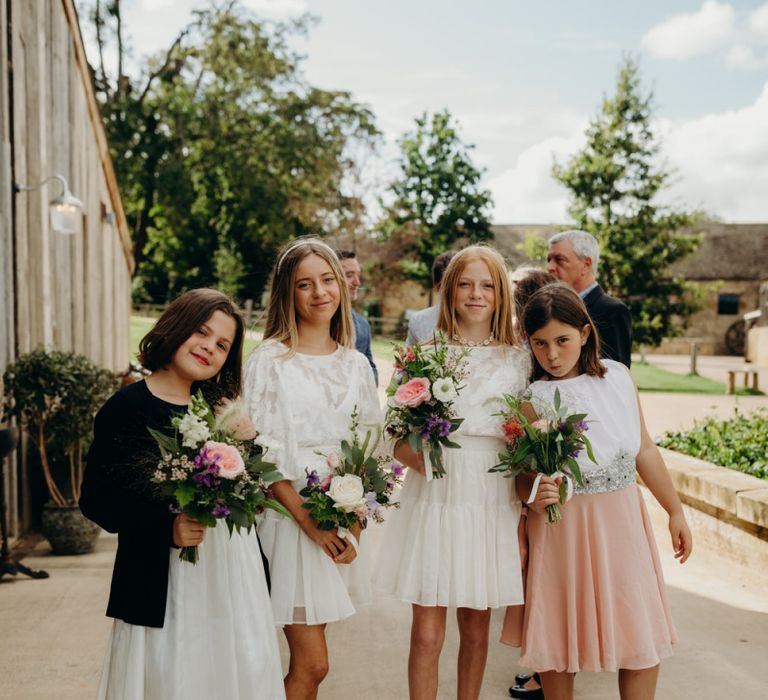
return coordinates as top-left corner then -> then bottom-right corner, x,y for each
451,345 -> 531,437
243,340 -> 382,482
528,360 -> 641,493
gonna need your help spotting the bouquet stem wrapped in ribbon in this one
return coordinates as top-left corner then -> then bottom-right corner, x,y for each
490,388 -> 596,523
300,407 -> 402,546
384,334 -> 468,480
150,392 -> 288,563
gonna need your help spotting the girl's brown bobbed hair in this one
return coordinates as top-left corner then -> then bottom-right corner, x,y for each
522,282 -> 606,381
138,288 -> 245,402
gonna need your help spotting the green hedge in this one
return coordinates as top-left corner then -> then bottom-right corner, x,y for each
657,410 -> 768,480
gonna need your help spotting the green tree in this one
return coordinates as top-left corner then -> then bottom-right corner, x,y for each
86,1 -> 379,303
382,110 -> 494,289
553,57 -> 701,348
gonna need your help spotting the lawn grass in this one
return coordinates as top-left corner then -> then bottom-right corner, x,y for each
630,361 -> 727,394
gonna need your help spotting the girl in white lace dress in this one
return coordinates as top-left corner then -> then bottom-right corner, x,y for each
243,238 -> 381,699
377,246 -> 529,700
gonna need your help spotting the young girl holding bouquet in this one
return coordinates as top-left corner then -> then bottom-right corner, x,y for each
80,289 -> 284,700
502,283 -> 692,700
243,238 -> 382,699
378,246 -> 530,700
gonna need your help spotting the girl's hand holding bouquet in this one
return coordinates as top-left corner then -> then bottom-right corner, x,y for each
384,334 -> 468,481
490,388 -> 597,523
300,408 -> 402,560
150,392 -> 288,563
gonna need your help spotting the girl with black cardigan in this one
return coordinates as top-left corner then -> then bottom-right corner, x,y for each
81,289 -> 284,700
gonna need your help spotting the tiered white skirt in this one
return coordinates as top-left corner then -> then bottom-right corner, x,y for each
257,447 -> 372,626
97,525 -> 284,700
376,435 -> 524,609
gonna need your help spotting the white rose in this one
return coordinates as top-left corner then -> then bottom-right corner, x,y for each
328,474 -> 366,513
432,377 -> 458,402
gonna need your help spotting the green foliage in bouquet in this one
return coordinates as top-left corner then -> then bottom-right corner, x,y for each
490,388 -> 597,522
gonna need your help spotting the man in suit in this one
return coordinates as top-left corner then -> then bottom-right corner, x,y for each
406,251 -> 455,345
547,230 -> 632,367
336,250 -> 378,385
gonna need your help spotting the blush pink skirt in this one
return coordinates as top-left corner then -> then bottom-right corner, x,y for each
501,484 -> 677,672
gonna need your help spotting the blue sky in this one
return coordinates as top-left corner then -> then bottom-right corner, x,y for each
79,0 -> 768,223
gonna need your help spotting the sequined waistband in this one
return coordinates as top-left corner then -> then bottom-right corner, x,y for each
572,450 -> 637,495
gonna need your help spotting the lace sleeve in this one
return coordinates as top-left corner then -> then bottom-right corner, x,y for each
242,342 -> 302,482
353,353 -> 387,459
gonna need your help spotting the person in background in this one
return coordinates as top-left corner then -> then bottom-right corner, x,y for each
510,267 -> 557,346
406,251 -> 456,346
336,249 -> 378,385
546,230 -> 632,367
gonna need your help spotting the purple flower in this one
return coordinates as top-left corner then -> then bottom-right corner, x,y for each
212,500 -> 230,518
365,491 -> 379,512
391,462 -> 404,478
574,420 -> 588,432
422,414 -> 452,440
568,449 -> 581,458
305,468 -> 321,488
386,479 -> 395,490
193,470 -> 217,489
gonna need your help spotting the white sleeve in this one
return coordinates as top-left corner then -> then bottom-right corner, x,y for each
354,353 -> 388,459
242,342 -> 303,482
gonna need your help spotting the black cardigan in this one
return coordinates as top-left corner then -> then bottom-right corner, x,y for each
583,284 -> 633,368
80,381 -> 184,628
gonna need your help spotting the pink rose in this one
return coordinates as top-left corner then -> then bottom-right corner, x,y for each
203,441 -> 245,479
531,419 -> 554,433
326,452 -> 341,470
320,474 -> 333,492
394,377 -> 432,408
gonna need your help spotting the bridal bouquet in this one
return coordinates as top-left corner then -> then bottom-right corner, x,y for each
300,408 -> 401,539
150,392 -> 288,563
384,334 -> 468,480
489,388 -> 596,523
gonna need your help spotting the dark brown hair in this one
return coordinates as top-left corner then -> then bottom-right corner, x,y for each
522,282 -> 606,381
511,267 -> 557,320
432,251 -> 455,288
138,288 -> 245,402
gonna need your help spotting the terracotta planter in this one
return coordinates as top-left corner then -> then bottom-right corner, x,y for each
41,503 -> 100,555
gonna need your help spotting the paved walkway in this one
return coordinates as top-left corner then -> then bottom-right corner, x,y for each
2,350 -> 767,698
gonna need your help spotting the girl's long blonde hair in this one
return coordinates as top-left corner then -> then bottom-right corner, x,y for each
437,245 -> 518,347
263,237 -> 354,355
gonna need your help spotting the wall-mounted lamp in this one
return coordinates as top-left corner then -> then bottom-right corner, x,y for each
14,174 -> 84,235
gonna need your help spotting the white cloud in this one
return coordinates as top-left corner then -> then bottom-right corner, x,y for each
489,82 -> 768,224
641,1 -> 735,60
488,123 -> 587,224
748,3 -> 768,36
241,0 -> 309,18
726,44 -> 768,70
642,1 -> 768,70
660,81 -> 768,221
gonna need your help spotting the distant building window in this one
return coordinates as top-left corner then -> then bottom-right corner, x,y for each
718,293 -> 740,315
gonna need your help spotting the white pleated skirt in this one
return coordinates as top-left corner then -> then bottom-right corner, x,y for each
97,524 -> 284,700
257,447 -> 371,626
376,434 -> 524,609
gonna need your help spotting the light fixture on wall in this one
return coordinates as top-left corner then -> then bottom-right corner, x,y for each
14,174 -> 84,235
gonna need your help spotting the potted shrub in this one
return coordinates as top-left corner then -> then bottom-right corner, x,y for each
2,349 -> 118,554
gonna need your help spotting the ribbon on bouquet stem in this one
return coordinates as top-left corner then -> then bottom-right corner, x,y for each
526,470 -> 574,506
337,526 -> 359,554
422,442 -> 434,482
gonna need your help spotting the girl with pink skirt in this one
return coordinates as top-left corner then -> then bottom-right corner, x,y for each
502,283 -> 692,700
